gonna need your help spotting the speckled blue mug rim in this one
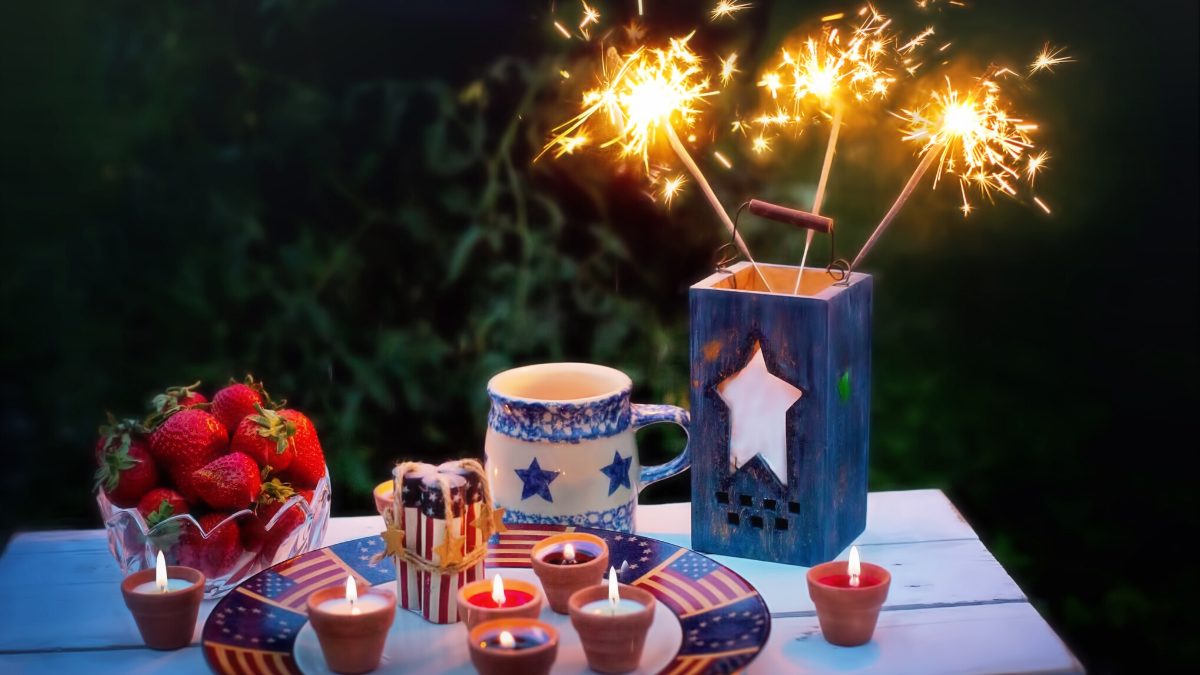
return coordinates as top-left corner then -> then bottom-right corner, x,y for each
487,363 -> 634,443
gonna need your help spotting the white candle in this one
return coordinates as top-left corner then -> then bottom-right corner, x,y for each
582,567 -> 645,616
848,546 -> 861,588
132,551 -> 195,594
316,576 -> 391,616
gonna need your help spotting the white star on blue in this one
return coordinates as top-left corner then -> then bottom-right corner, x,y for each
515,458 -> 559,502
599,451 -> 633,495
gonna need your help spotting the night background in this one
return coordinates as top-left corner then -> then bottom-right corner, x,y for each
0,0 -> 1195,671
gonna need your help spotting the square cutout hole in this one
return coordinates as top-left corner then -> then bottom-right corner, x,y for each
774,518 -> 789,530
727,512 -> 740,526
750,515 -> 764,529
716,491 -> 729,504
763,498 -> 777,511
788,501 -> 800,514
739,494 -> 753,506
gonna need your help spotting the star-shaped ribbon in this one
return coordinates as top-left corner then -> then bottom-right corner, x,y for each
380,509 -> 406,558
432,531 -> 465,567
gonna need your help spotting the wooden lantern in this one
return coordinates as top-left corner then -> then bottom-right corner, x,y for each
689,262 -> 871,566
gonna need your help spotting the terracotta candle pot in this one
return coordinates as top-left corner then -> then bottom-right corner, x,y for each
457,575 -> 544,629
120,565 -> 205,650
468,618 -> 559,675
806,559 -> 891,647
530,532 -> 609,613
567,583 -> 656,674
373,479 -> 394,516
306,585 -> 396,674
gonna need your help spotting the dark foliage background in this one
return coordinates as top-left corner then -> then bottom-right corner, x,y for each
0,1 -> 1195,671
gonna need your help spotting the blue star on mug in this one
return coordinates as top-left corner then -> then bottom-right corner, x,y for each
599,451 -> 633,496
514,458 -> 559,502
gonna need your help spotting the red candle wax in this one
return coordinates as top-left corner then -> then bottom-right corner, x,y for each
817,574 -> 884,589
467,590 -> 535,609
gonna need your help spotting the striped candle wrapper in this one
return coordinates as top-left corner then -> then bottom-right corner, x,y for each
415,470 -> 485,624
394,462 -> 435,612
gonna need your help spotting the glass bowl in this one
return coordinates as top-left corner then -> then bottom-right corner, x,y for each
98,467 -> 331,598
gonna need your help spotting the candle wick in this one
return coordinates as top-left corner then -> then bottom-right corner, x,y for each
849,574 -> 860,588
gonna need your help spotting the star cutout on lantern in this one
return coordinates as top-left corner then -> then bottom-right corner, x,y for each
717,343 -> 802,486
599,451 -> 633,495
433,531 -> 465,567
515,458 -> 559,502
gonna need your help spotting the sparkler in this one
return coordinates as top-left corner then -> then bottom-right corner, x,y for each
852,70 -> 1046,268
541,33 -> 776,290
755,6 -> 911,293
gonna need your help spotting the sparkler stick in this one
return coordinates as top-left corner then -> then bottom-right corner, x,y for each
793,100 -> 843,294
851,145 -> 939,269
663,124 -> 774,292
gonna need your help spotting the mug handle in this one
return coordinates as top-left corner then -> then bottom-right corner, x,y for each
631,403 -> 691,489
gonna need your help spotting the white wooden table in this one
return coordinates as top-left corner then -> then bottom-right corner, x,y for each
0,489 -> 1081,674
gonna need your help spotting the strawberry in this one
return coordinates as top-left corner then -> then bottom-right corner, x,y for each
137,487 -> 189,526
149,408 -> 228,502
277,409 -> 325,488
151,381 -> 207,412
179,513 -> 243,578
94,430 -> 158,509
95,414 -> 143,462
210,375 -> 273,433
254,479 -> 307,563
230,406 -> 296,472
193,452 -> 261,510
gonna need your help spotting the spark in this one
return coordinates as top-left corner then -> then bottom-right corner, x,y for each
660,174 -> 686,205
711,1 -> 752,22
713,150 -> 733,168
1026,151 -> 1048,185
720,52 -> 740,84
579,1 -> 600,39
539,33 -> 716,171
638,0 -> 644,15
1033,196 -> 1051,214
754,7 -> 908,126
625,20 -> 647,43
1030,43 -> 1073,75
752,134 -> 771,153
560,70 -> 571,79
821,13 -> 845,22
554,21 -> 572,39
899,26 -> 935,54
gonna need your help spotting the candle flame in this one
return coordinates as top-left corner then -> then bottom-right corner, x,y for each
608,566 -> 620,609
155,550 -> 167,592
564,542 -> 577,562
848,546 -> 861,587
499,631 -> 516,648
346,575 -> 358,604
492,574 -> 506,606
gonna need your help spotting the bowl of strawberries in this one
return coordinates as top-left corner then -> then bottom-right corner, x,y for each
95,376 -> 331,598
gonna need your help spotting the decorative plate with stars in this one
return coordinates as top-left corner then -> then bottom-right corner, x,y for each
203,525 -> 770,674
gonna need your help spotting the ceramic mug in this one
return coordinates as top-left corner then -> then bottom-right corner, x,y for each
485,363 -> 690,533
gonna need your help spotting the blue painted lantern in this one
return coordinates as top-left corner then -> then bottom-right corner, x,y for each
689,262 -> 872,566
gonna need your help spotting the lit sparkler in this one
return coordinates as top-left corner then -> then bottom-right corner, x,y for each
852,70 -> 1049,268
541,34 -> 775,290
754,6 -> 915,292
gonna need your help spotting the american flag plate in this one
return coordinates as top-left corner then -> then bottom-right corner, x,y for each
202,524 -> 770,674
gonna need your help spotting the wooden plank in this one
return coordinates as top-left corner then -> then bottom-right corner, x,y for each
751,602 -> 1083,674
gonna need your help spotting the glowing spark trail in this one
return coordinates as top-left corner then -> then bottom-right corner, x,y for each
711,1 -> 753,22
542,34 -> 775,290
1030,43 -> 1073,75
720,52 -> 740,84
